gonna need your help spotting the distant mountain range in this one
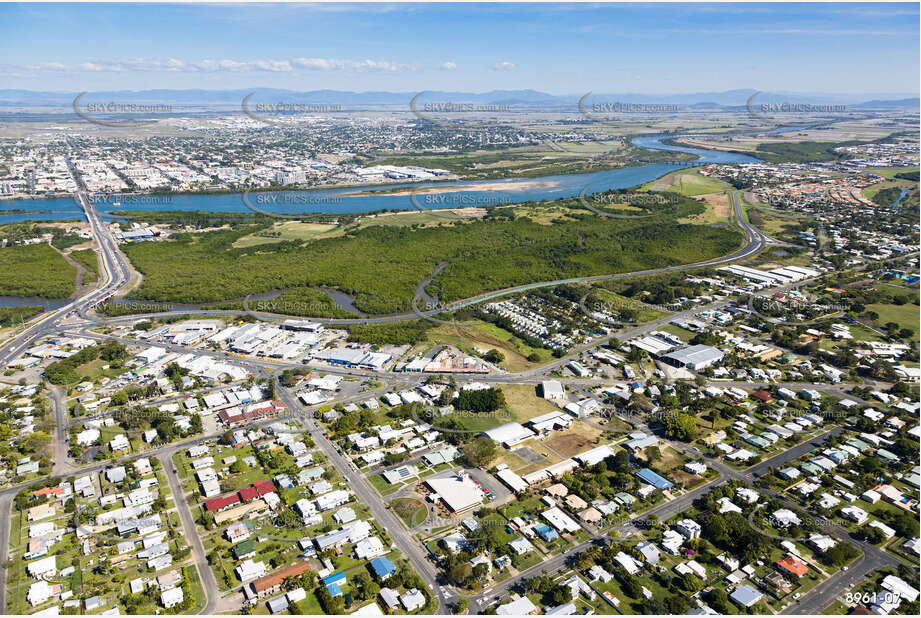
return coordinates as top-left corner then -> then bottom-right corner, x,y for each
0,88 -> 917,110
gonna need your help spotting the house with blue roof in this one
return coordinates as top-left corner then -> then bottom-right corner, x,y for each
370,556 -> 396,580
322,571 -> 347,596
535,524 -> 559,542
636,468 -> 674,490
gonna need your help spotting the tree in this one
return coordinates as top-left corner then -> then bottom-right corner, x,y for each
483,349 -> 504,364
622,576 -> 643,599
664,411 -> 698,441
461,437 -> 497,468
447,561 -> 472,586
455,387 -> 505,413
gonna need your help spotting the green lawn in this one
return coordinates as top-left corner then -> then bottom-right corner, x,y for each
867,303 -> 920,341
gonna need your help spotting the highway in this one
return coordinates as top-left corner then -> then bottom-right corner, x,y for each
0,154 -> 132,368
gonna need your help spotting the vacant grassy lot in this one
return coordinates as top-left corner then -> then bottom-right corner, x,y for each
69,248 -> 99,283
589,288 -> 669,322
679,191 -> 731,225
425,320 -> 552,372
864,166 -> 919,180
646,169 -> 731,196
868,303 -> 920,341
501,383 -> 561,423
232,221 -> 338,247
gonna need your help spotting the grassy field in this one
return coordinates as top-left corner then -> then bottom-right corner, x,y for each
424,319 -> 552,372
544,420 -> 603,458
746,207 -> 805,241
390,497 -> 427,528
0,243 -> 77,298
678,191 -> 732,225
232,221 -> 338,247
501,383 -> 561,423
867,303 -> 920,341
644,169 -> 732,196
589,288 -> 669,322
864,166 -> 919,180
862,179 -> 916,203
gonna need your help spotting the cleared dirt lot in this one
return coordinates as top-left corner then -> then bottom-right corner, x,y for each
545,421 -> 604,459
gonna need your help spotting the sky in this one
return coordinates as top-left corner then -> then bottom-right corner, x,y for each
1,2 -> 918,95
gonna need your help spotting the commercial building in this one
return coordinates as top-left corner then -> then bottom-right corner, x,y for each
661,345 -> 724,371
425,474 -> 483,515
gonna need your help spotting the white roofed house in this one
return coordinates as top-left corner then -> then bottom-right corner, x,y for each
771,509 -> 801,529
161,587 -> 184,609
614,551 -> 641,575
675,518 -> 701,539
841,505 -> 869,524
236,559 -> 267,583
541,380 -> 566,403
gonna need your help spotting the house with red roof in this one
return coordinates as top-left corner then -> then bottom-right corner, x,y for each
204,494 -> 240,512
776,556 -> 808,578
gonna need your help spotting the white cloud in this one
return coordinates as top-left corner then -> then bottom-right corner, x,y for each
439,61 -> 457,70
492,61 -> 516,71
17,57 -> 418,74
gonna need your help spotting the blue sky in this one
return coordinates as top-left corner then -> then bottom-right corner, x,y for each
1,2 -> 918,94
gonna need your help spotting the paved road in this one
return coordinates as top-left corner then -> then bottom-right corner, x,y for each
0,156 -> 132,368
158,452 -> 219,614
0,491 -> 14,612
274,381 -> 450,613
49,385 -> 76,476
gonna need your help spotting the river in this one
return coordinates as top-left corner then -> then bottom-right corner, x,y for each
1,135 -> 761,225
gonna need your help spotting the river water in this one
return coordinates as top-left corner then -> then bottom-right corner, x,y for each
1,135 -> 759,225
